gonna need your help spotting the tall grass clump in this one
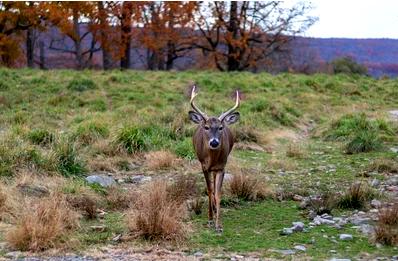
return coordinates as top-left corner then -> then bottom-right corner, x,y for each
228,173 -> 273,201
53,138 -> 86,176
74,121 -> 109,145
172,137 -> 195,159
127,181 -> 188,241
67,78 -> 97,92
27,129 -> 54,146
325,113 -> 394,153
375,204 -> 398,246
6,194 -> 79,251
337,183 -> 375,210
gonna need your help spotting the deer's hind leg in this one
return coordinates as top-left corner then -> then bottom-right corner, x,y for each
213,170 -> 225,233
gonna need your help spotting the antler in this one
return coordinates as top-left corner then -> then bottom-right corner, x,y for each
218,90 -> 240,121
190,85 -> 208,120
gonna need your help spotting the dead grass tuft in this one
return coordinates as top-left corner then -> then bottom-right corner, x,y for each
228,173 -> 273,201
6,193 -> 79,251
144,150 -> 179,170
167,175 -> 199,203
367,158 -> 398,174
337,182 -> 375,210
286,143 -> 306,158
268,158 -> 298,171
127,181 -> 188,241
106,186 -> 136,210
375,204 -> 398,246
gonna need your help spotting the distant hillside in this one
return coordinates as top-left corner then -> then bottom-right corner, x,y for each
292,37 -> 398,77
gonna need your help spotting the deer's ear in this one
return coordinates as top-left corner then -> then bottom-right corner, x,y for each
223,112 -> 240,125
189,111 -> 204,124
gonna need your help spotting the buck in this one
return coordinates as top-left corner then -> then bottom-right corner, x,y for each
188,85 -> 240,232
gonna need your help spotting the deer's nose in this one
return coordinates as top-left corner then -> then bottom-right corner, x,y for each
209,139 -> 220,148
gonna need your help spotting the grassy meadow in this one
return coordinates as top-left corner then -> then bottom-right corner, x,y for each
0,68 -> 397,259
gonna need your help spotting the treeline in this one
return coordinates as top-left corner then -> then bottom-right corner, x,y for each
0,1 -> 316,71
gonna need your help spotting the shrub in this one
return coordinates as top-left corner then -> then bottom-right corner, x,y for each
337,183 -> 375,210
74,121 -> 109,145
127,181 -> 188,241
105,186 -> 135,210
307,193 -> 337,215
331,56 -> 368,76
144,150 -> 178,170
53,139 -> 86,177
6,194 -> 79,251
374,204 -> 398,246
27,129 -> 54,146
228,173 -> 272,201
345,129 -> 381,154
67,78 -> 97,92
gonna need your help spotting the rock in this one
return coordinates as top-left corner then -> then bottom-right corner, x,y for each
272,249 -> 296,255
386,177 -> 398,186
224,173 -> 233,182
314,215 -> 335,225
390,147 -> 398,153
329,250 -> 337,253
371,199 -> 382,208
129,175 -> 152,184
350,217 -> 371,225
17,184 -> 49,197
371,179 -> 381,188
339,234 -> 353,241
86,174 -> 115,187
321,213 -> 333,220
294,245 -> 306,252
112,234 -> 122,242
193,251 -> 203,257
5,251 -> 22,259
280,227 -> 293,235
293,194 -> 304,201
389,110 -> 398,120
292,222 -> 305,232
359,224 -> 374,235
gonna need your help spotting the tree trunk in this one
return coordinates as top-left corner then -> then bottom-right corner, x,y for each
120,2 -> 132,69
227,2 -> 240,71
98,1 -> 112,70
73,9 -> 83,70
26,27 -> 35,68
39,41 -> 45,69
166,40 -> 175,70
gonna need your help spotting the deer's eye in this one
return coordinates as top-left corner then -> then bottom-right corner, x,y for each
219,126 -> 223,131
204,126 -> 210,130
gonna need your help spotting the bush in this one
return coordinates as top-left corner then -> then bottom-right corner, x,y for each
53,139 -> 86,177
67,78 -> 97,92
337,183 -> 375,210
127,181 -> 188,241
6,194 -> 79,251
331,56 -> 368,76
27,129 -> 54,146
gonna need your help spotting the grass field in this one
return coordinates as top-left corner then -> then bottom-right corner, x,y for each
0,69 -> 397,259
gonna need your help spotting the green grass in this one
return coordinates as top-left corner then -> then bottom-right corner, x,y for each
0,69 -> 397,257
190,201 -> 396,258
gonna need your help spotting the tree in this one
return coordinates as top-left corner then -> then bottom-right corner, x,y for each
331,56 -> 368,76
138,2 -> 197,70
193,1 -> 317,71
47,2 -> 101,69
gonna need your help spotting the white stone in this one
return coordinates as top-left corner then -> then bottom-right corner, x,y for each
339,234 -> 353,241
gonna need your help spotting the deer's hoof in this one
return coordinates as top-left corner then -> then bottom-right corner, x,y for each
207,220 -> 215,228
215,226 -> 223,233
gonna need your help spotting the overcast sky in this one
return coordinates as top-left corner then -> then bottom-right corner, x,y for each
290,0 -> 398,39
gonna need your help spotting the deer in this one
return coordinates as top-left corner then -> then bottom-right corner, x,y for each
188,85 -> 240,233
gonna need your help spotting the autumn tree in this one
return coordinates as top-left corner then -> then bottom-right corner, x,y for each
138,1 -> 197,70
193,1 -> 316,71
47,2 -> 101,69
0,1 -> 46,67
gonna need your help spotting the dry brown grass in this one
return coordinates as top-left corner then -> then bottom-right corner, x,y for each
267,158 -> 298,171
66,191 -> 99,219
0,183 -> 24,223
6,193 -> 79,251
228,173 -> 273,201
367,158 -> 398,174
285,143 -> 306,159
106,186 -> 136,210
375,204 -> 398,246
144,150 -> 179,170
167,175 -> 199,203
127,181 -> 188,241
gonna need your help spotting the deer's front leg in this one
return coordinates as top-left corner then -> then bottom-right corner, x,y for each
214,170 -> 225,233
203,170 -> 214,228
